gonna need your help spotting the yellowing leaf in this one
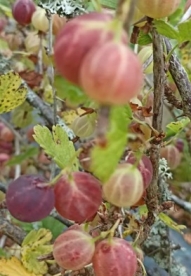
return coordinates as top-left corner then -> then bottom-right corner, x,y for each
21,229 -> 53,275
165,117 -> 190,139
61,109 -> 78,125
0,257 -> 40,276
22,228 -> 52,247
159,212 -> 186,233
21,245 -> 52,275
33,124 -> 78,170
0,71 -> 27,114
61,108 -> 85,126
43,84 -> 53,104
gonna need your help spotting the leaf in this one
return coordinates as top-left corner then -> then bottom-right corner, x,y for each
42,216 -> 66,239
22,228 -> 52,247
11,218 -> 40,233
165,117 -> 190,139
61,108 -> 86,126
100,0 -> 117,9
6,147 -> 38,166
154,20 -> 179,39
11,102 -> 34,128
43,84 -> 53,104
168,6 -> 185,26
54,76 -> 88,105
159,212 -> 186,233
138,31 -> 152,46
0,4 -> 12,17
0,257 -> 40,276
21,229 -> 53,275
90,105 -> 131,182
33,124 -> 78,170
19,70 -> 42,89
138,205 -> 148,217
0,248 -> 8,257
0,71 -> 27,114
178,20 -> 191,42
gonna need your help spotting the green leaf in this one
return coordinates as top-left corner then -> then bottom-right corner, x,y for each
21,229 -> 53,275
42,216 -> 66,239
178,20 -> 191,42
100,0 -> 117,9
6,147 -> 38,166
33,124 -> 78,170
137,31 -> 152,46
54,76 -> 88,105
0,3 -> 12,17
11,218 -> 38,233
90,105 -> 131,182
159,212 -> 186,233
138,205 -> 148,217
154,20 -> 179,39
165,117 -> 190,139
0,71 -> 27,114
0,248 -> 8,258
168,6 -> 185,26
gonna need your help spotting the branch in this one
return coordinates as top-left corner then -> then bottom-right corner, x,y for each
164,84 -> 183,110
138,25 -> 165,245
26,87 -> 75,140
0,116 -> 22,142
0,213 -> 26,245
50,210 -> 73,227
0,183 -> 7,193
171,194 -> 191,213
164,38 -> 191,120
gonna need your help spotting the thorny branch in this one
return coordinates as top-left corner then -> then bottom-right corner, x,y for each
138,25 -> 165,245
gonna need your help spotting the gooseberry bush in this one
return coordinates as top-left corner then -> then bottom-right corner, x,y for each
0,0 -> 191,275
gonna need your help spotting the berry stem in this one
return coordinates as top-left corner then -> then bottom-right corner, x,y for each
115,0 -> 137,34
96,105 -> 111,142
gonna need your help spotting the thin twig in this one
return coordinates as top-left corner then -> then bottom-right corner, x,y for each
46,10 -> 57,124
50,210 -> 73,227
0,116 -> 22,142
14,136 -> 21,179
46,11 -> 57,179
0,235 -> 6,248
37,33 -> 44,75
164,84 -> 183,110
171,194 -> 191,213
